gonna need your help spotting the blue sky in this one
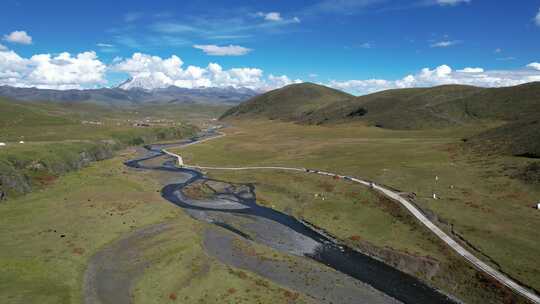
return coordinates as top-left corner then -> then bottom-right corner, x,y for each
2,0 -> 540,94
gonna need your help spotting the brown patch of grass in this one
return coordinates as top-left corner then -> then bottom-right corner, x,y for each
35,174 -> 58,186
182,181 -> 215,200
72,247 -> 84,255
349,235 -> 362,241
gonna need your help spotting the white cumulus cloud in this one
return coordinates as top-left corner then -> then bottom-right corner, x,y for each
265,12 -> 282,21
535,8 -> 540,26
328,64 -> 540,95
267,74 -> 302,89
193,44 -> 252,56
3,30 -> 32,45
527,62 -> 540,71
113,52 -> 298,91
0,49 -> 106,89
3,48 -> 540,95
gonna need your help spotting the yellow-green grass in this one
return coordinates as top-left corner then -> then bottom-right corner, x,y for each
1,120 -> 195,143
0,123 -> 197,199
0,151 -> 177,303
0,97 -> 216,143
0,97 -> 199,198
0,150 -> 308,304
133,222 -> 314,304
175,119 -> 540,294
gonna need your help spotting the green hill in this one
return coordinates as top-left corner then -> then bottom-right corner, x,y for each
301,82 -> 540,129
220,82 -> 540,158
223,82 -> 540,129
220,82 -> 353,121
468,118 -> 540,158
300,85 -> 485,129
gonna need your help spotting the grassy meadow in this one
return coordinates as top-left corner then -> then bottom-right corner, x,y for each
0,151 -> 310,304
1,98 -> 314,304
0,98 -> 221,198
174,119 -> 540,302
2,93 -> 538,303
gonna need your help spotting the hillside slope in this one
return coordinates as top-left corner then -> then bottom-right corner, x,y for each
301,85 -> 485,129
302,82 -> 540,129
220,83 -> 353,121
468,118 -> 540,158
222,82 -> 540,129
220,82 -> 540,157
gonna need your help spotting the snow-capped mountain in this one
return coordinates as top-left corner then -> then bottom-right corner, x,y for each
117,76 -> 171,91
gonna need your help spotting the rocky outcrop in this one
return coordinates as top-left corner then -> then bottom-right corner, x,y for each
0,165 -> 32,195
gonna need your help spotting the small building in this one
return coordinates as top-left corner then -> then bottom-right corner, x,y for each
537,203 -> 540,210
0,142 -> 5,147
19,141 -> 25,144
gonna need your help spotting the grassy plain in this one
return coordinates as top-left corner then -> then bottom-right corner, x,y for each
0,98 -> 225,142
175,119 -> 540,302
0,97 -> 316,304
0,151 -> 312,304
0,98 -> 221,198
1,98 -> 316,304
0,151 -> 174,303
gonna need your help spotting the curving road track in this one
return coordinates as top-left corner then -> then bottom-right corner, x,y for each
164,131 -> 540,304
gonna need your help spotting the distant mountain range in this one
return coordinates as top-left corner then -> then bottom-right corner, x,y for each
0,84 -> 260,106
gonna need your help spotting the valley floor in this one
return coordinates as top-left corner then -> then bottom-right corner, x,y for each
0,148 -> 315,304
1,118 -> 539,304
174,119 -> 540,303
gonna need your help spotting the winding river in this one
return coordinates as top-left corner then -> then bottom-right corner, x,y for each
123,131 -> 460,304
